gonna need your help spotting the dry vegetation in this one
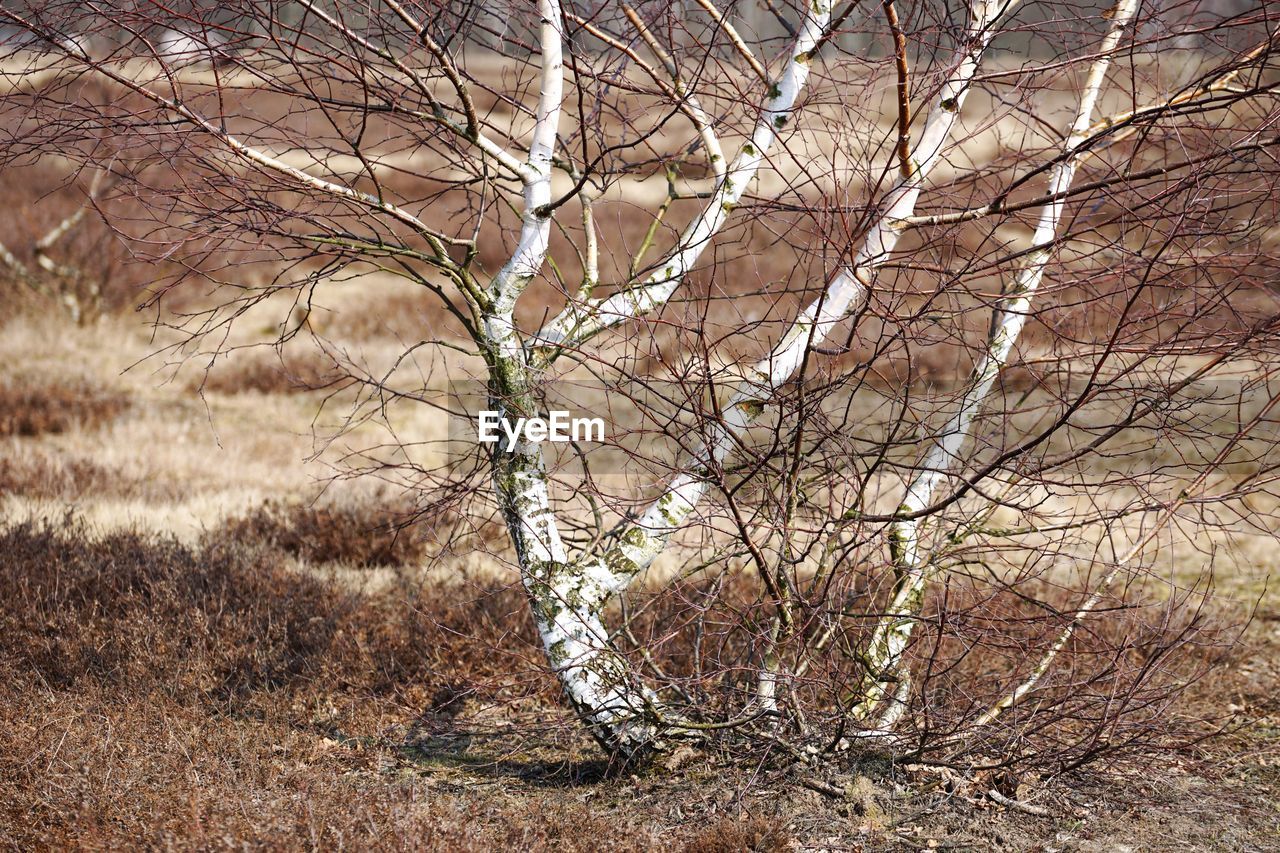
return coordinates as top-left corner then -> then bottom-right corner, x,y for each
0,300 -> 1276,849
190,347 -> 343,396
1,16 -> 1279,849
0,378 -> 129,438
0,515 -> 1276,849
219,499 -> 431,568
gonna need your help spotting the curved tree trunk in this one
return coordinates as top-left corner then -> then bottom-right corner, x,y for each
483,0 -> 839,757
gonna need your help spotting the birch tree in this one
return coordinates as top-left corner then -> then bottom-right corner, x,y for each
3,0 -> 1279,765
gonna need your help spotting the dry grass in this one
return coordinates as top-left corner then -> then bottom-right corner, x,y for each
0,452 -> 120,500
217,499 -> 431,568
191,346 -> 344,396
682,818 -> 791,852
0,379 -> 128,438
0,313 -> 358,540
0,518 -> 793,850
0,519 -> 1274,849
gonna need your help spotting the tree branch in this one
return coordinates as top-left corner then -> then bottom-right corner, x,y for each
852,0 -> 1141,726
692,0 -> 771,85
295,0 -> 529,181
969,381 -> 1280,732
586,0 -> 1029,597
898,35 -> 1280,229
882,0 -> 912,179
0,10 -> 467,262
530,0 -> 840,358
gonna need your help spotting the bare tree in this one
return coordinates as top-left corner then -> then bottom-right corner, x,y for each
0,166 -> 121,321
3,0 -> 1279,765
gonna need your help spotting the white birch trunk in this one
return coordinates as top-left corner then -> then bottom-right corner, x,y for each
483,0 -> 853,755
556,0 -> 1025,721
533,0 -> 836,353
587,0 -> 1023,596
480,0 -> 661,758
852,0 -> 1142,728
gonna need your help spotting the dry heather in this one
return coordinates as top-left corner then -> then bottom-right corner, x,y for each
190,347 -> 343,396
0,520 -> 555,849
217,499 -> 431,568
0,379 -> 129,438
1,518 -> 1277,850
0,452 -> 121,500
0,519 -> 806,851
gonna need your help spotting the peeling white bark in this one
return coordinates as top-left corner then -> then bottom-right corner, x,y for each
492,1 -> 859,753
481,1 -> 665,758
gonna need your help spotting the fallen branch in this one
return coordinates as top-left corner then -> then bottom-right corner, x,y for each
986,788 -> 1051,817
